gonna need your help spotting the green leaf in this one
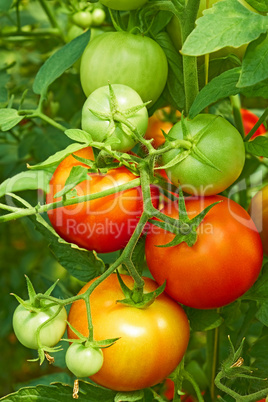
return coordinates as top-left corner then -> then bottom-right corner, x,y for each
189,68 -> 241,119
256,302 -> 268,326
0,70 -> 9,104
154,32 -> 185,110
245,0 -> 268,12
33,30 -> 91,96
242,263 -> 268,302
0,108 -> 24,131
242,77 -> 268,98
114,390 -> 144,402
54,166 -> 89,199
0,0 -> 13,12
28,214 -> 105,282
182,0 -> 268,56
239,33 -> 268,87
185,307 -> 223,331
245,136 -> 268,157
0,171 -> 50,198
0,382 -> 116,401
28,142 -> 89,170
65,129 -> 93,144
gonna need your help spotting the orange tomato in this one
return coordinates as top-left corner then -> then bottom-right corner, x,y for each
145,107 -> 180,148
67,274 -> 190,391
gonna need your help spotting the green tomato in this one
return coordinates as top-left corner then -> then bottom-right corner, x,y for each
72,11 -> 92,29
162,114 -> 245,196
66,343 -> 104,378
99,0 -> 148,11
80,31 -> 168,107
91,8 -> 106,25
82,84 -> 148,152
13,300 -> 67,349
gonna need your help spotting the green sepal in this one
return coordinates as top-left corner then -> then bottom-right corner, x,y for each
25,275 -> 37,305
44,279 -> 60,296
157,149 -> 190,170
54,165 -> 90,199
191,144 -> 221,172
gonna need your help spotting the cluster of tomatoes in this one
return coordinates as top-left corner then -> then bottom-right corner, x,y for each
12,0 -> 268,399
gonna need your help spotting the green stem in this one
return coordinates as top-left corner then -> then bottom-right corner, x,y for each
231,95 -> 245,138
38,0 -> 63,33
179,0 -> 200,115
244,107 -> 268,142
0,178 -> 141,223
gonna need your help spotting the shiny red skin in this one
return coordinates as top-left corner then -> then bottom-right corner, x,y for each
46,147 -> 159,253
145,195 -> 263,309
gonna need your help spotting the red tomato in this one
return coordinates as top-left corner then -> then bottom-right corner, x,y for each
249,185 -> 268,255
145,196 -> 263,309
46,147 -> 159,253
241,109 -> 266,139
67,274 -> 190,391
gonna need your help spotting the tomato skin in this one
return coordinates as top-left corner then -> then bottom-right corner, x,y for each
249,185 -> 268,255
65,343 -> 104,378
72,11 -> 92,29
241,109 -> 266,139
67,274 -> 190,391
99,0 -> 148,10
145,107 -> 180,148
46,147 -> 159,253
162,114 -> 245,196
80,32 -> 168,107
145,196 -> 263,309
13,301 -> 67,349
82,84 -> 148,152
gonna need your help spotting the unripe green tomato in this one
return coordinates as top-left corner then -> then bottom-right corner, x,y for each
99,0 -> 148,11
82,84 -> 148,152
66,343 -> 104,378
162,114 -> 245,196
72,11 -> 92,29
13,301 -> 67,349
91,8 -> 106,25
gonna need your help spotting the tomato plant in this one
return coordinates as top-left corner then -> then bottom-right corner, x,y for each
67,274 -> 190,391
13,300 -> 67,350
81,84 -> 148,152
162,114 -> 245,196
46,147 -> 159,253
65,343 -> 104,378
80,31 -> 168,106
145,196 -> 263,309
249,184 -> 268,255
99,0 -> 148,10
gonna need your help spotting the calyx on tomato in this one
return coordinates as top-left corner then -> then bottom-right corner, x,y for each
115,270 -> 166,308
149,187 -> 220,248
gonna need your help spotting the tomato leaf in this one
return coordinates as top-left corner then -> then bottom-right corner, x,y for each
245,136 -> 268,157
0,170 -> 50,198
256,302 -> 268,326
242,263 -> 268,302
0,382 -> 116,401
0,108 -> 24,131
28,143 -> 90,170
54,166 -> 90,199
238,33 -> 268,88
189,68 -> 241,118
65,129 -> 93,144
33,30 -> 90,96
114,390 -> 144,402
0,0 -> 13,12
185,307 -> 223,331
245,0 -> 268,12
28,214 -> 105,282
182,0 -> 268,56
154,32 -> 185,110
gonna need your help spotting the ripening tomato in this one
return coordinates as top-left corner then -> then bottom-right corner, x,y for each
67,274 -> 190,391
80,31 -> 168,107
46,147 -> 159,253
241,109 -> 266,139
249,185 -> 268,255
162,114 -> 245,196
145,107 -> 180,148
145,195 -> 263,309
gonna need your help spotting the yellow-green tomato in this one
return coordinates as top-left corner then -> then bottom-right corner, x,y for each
91,8 -> 106,25
13,301 -> 67,349
99,0 -> 148,11
249,185 -> 268,255
162,114 -> 245,196
72,11 -> 92,29
66,343 -> 104,378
